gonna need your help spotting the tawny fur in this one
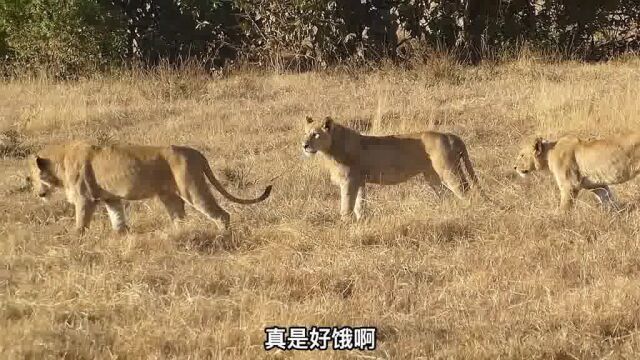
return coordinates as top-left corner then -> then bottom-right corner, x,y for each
28,141 -> 272,234
301,116 -> 482,220
514,133 -> 640,211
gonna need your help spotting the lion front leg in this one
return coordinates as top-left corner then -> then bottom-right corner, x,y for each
339,180 -> 360,220
354,184 -> 366,220
558,186 -> 579,213
552,167 -> 580,213
74,199 -> 97,235
105,199 -> 129,235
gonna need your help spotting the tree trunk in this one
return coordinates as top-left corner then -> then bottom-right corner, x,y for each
463,0 -> 485,64
523,0 -> 536,39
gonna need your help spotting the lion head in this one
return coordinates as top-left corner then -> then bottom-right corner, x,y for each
28,154 -> 62,199
301,116 -> 334,157
514,137 -> 547,177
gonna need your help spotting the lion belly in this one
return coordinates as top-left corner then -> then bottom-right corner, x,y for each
91,154 -> 177,200
576,150 -> 636,186
364,169 -> 421,185
359,142 -> 428,185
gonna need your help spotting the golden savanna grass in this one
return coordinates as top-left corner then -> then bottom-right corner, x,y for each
2,56 -> 640,359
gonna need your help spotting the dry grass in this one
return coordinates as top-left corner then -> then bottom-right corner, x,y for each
2,57 -> 640,359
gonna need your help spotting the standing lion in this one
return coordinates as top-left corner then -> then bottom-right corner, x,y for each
301,116 -> 483,220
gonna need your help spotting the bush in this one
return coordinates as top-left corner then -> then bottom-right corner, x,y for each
0,0 -> 127,77
0,0 -> 638,76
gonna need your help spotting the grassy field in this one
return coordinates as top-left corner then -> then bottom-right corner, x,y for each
2,56 -> 640,359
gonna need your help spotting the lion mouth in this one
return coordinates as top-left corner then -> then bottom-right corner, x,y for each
303,148 -> 317,155
517,170 -> 529,178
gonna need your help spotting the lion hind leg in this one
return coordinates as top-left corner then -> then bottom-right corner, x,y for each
158,193 -> 186,224
191,190 -> 231,233
591,186 -> 619,211
454,164 -> 471,194
177,169 -> 231,233
430,151 -> 469,200
442,172 -> 467,200
434,161 -> 468,200
423,171 -> 445,198
460,147 -> 481,189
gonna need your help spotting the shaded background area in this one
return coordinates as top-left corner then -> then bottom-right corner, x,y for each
0,0 -> 639,77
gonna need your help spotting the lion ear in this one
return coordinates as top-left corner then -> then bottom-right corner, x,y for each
322,117 -> 333,131
305,116 -> 314,124
534,137 -> 544,156
35,156 -> 49,171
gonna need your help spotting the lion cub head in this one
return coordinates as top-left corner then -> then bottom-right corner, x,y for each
514,137 -> 548,177
28,153 -> 62,199
302,116 -> 334,157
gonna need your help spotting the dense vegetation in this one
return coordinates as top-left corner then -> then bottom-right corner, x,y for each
0,0 -> 639,76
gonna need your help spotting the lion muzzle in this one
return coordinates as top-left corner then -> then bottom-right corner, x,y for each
302,142 -> 317,156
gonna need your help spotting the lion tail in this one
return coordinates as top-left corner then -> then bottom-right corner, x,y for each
201,157 -> 272,205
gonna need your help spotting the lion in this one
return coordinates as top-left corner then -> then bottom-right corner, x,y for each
513,134 -> 640,211
28,141 -> 272,235
301,116 -> 483,219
